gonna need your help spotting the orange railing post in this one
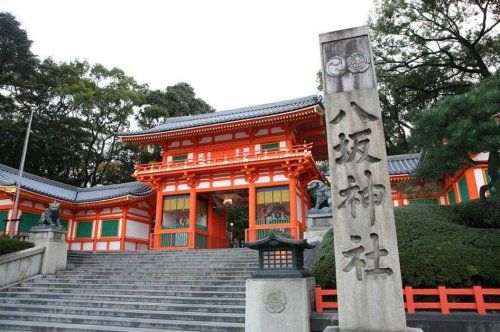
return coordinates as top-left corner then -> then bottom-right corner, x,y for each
315,287 -> 324,313
438,286 -> 450,314
404,286 -> 415,314
473,286 -> 486,315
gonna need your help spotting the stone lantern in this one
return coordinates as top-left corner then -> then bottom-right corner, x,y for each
243,229 -> 316,332
244,229 -> 315,278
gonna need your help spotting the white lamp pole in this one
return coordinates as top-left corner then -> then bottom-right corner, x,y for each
10,108 -> 35,237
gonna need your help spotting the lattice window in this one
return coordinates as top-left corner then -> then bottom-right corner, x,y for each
263,249 -> 293,269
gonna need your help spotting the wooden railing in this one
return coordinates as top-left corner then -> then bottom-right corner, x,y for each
134,143 -> 313,174
314,286 -> 500,315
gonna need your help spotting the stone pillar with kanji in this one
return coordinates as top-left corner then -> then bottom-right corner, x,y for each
320,26 -> 410,331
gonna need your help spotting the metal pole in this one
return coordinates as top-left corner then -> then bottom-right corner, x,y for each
10,108 -> 34,237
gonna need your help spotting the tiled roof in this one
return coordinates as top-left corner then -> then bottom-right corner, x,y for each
0,164 -> 153,203
120,95 -> 322,137
387,153 -> 421,175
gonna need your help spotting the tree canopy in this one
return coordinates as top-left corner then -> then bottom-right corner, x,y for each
370,0 -> 499,154
412,72 -> 500,223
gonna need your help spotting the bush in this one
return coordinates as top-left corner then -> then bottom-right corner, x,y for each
449,199 -> 495,228
0,237 -> 34,256
312,205 -> 500,288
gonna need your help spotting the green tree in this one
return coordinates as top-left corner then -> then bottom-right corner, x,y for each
370,0 -> 499,154
412,73 -> 500,224
137,82 -> 214,129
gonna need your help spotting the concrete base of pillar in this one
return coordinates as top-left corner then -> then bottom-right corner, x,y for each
304,210 -> 332,244
245,277 -> 315,332
28,227 -> 67,275
323,326 -> 423,332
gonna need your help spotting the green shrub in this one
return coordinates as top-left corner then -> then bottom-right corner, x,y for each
449,199 -> 495,228
312,205 -> 500,288
0,237 -> 34,256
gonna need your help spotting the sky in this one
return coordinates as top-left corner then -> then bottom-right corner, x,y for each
1,0 -> 376,111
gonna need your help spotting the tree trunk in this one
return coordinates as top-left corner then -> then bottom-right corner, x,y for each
479,149 -> 499,227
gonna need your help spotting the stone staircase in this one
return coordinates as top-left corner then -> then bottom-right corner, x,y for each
0,249 -> 259,331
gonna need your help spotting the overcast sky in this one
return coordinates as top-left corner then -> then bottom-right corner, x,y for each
1,0 -> 375,111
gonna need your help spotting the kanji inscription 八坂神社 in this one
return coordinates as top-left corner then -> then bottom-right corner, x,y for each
320,26 -> 407,331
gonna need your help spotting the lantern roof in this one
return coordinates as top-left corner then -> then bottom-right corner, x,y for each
243,229 -> 316,250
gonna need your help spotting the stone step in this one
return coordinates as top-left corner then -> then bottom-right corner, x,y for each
0,291 -> 246,305
57,270 -> 253,276
0,320 -> 183,332
6,286 -> 246,298
25,281 -> 246,292
0,312 -> 244,331
0,297 -> 245,313
0,303 -> 245,323
31,278 -> 246,287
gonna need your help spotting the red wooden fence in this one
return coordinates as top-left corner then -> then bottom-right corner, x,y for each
315,286 -> 500,315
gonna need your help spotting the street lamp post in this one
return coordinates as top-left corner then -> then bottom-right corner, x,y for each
9,108 -> 35,237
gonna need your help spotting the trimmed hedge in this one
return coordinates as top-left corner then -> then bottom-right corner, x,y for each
312,204 -> 500,288
449,199 -> 495,228
0,237 -> 34,256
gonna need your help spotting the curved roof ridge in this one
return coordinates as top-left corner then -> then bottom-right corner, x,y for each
120,95 -> 321,137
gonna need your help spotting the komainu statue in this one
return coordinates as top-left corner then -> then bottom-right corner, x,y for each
39,201 -> 63,228
307,180 -> 332,211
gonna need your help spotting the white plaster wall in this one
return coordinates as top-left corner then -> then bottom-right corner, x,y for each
214,134 -> 232,142
82,242 -> 93,251
124,242 -> 136,251
403,199 -> 409,205
271,126 -> 285,133
197,181 -> 210,189
109,241 -> 121,250
440,196 -> 446,205
256,176 -> 270,184
235,131 -> 249,139
234,178 -> 248,185
139,244 -> 148,251
182,139 -> 193,146
474,168 -> 486,191
213,180 -> 231,187
273,174 -> 288,181
70,243 -> 80,250
126,220 -> 149,239
0,199 -> 13,205
255,129 -> 268,136
102,208 -> 111,214
279,141 -> 286,148
199,136 -> 212,144
164,185 -> 176,192
109,241 -> 120,250
178,184 -> 189,191
96,242 -> 107,251
129,207 -> 149,217
393,200 -> 399,207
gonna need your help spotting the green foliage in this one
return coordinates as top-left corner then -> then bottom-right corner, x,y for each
450,199 -> 495,228
412,73 -> 500,181
312,204 -> 500,288
370,0 -> 499,154
0,237 -> 34,256
227,206 -> 248,243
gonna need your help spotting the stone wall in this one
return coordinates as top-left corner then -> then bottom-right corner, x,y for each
0,246 -> 44,289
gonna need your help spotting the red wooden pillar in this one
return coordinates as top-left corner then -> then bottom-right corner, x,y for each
92,210 -> 100,252
207,198 -> 214,248
248,182 -> 256,242
120,207 -> 128,250
289,176 -> 298,239
189,188 -> 197,249
154,189 -> 163,249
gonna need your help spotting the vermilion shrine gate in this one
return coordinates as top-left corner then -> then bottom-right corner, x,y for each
120,96 -> 327,249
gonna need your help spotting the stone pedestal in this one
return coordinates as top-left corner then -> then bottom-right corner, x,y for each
28,227 -> 67,275
245,277 -> 315,332
304,209 -> 332,244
